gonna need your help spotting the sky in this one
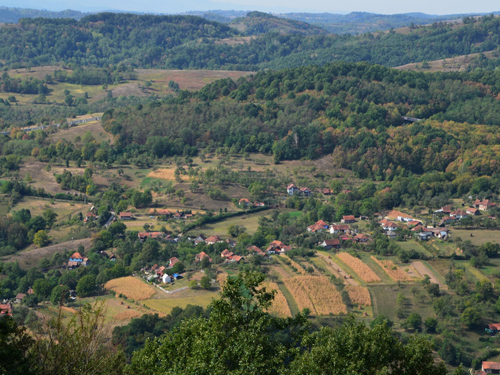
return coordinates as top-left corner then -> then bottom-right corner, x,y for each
2,0 -> 500,15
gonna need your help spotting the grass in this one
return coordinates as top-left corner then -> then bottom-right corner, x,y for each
422,259 -> 449,285
277,282 -> 300,316
104,276 -> 157,301
142,289 -> 219,314
12,197 -> 88,224
452,229 -> 500,246
48,119 -> 111,144
398,240 -> 433,257
187,210 -> 265,237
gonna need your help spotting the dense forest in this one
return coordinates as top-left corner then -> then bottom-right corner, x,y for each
100,61 -> 500,179
2,13 -> 500,70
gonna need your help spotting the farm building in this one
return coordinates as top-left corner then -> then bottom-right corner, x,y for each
287,184 -> 299,195
319,239 -> 340,250
119,212 -> 132,220
196,252 -> 212,262
341,215 -> 356,224
205,235 -> 223,245
486,323 -> 500,334
330,224 -> 350,234
480,361 -> 500,374
247,245 -> 266,256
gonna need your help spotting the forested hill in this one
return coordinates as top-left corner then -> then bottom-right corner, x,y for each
0,13 -> 237,68
229,11 -> 329,36
1,13 -> 500,70
102,61 -> 500,180
0,6 -> 88,23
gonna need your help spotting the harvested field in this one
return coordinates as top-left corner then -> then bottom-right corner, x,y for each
114,310 -> 141,321
104,277 -> 156,301
262,281 -> 292,317
336,253 -> 381,283
216,271 -> 228,286
283,276 -> 347,316
298,276 -> 347,315
147,168 -> 189,181
345,286 -> 372,306
371,256 -> 411,281
283,277 -> 316,314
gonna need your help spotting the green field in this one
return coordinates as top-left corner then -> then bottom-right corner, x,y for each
399,240 -> 433,257
187,210 -> 267,237
143,289 -> 219,314
452,229 -> 500,246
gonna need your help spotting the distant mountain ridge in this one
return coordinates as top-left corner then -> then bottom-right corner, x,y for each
1,6 -> 499,35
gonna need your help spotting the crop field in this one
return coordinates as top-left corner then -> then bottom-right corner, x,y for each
12,198 -> 88,224
186,210 -> 264,236
336,253 -> 381,283
104,276 -> 157,301
283,276 -> 347,316
283,255 -> 308,275
345,286 -> 372,306
48,119 -> 112,144
283,277 -> 316,314
148,168 -> 190,182
262,281 -> 292,317
371,256 -> 412,281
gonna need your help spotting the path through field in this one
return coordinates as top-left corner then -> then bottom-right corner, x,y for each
317,253 -> 359,286
412,261 -> 446,289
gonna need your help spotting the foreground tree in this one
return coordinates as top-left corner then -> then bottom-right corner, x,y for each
128,272 -> 448,375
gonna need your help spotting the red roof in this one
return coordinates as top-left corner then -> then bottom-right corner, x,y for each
70,252 -> 83,259
331,224 -> 349,231
119,212 -> 132,217
221,249 -> 234,258
343,215 -> 356,221
269,240 -> 286,248
239,198 -> 251,204
229,255 -> 243,262
205,235 -> 222,244
300,187 -> 311,192
196,252 -> 212,262
0,303 -> 12,315
487,323 -> 500,330
323,239 -> 340,246
247,245 -> 265,256
287,184 -> 298,189
169,257 -> 180,267
16,293 -> 26,300
483,361 -> 500,370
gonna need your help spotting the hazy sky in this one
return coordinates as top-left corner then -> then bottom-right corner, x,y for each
3,0 -> 500,15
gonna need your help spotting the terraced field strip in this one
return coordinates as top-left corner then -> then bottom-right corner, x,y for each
297,276 -> 347,315
282,255 -> 308,275
316,252 -> 359,286
462,263 -> 490,283
275,256 -> 300,276
345,286 -> 372,306
277,282 -> 300,316
283,277 -> 316,315
336,253 -> 381,283
262,281 -> 292,317
371,256 -> 412,281
359,253 -> 393,283
412,261 -> 446,289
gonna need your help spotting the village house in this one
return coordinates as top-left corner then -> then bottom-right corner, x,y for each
221,249 -> 234,258
379,219 -> 398,232
385,231 -> 397,240
486,323 -> 500,335
307,220 -> 328,233
299,187 -> 313,197
194,234 -> 206,245
480,361 -> 500,374
239,198 -> 251,207
440,216 -> 458,226
467,207 -> 480,215
119,212 -> 132,220
319,239 -> 341,250
15,293 -> 25,304
450,209 -> 468,219
150,208 -> 173,217
84,211 -> 97,222
329,224 -> 350,234
266,240 -> 291,254
68,252 -> 85,269
0,302 -> 13,316
417,232 -> 433,241
195,251 -> 212,263
253,201 -> 265,207
205,235 -> 223,245
322,188 -> 333,195
138,232 -> 164,241
247,245 -> 266,256
287,184 -> 300,196
386,210 -> 414,222
354,233 -> 370,243
341,215 -> 356,224
435,206 -> 452,215
169,257 -> 180,268
474,199 -> 496,211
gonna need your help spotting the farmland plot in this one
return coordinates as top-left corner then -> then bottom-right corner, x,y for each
336,253 -> 381,283
371,256 -> 411,281
261,282 -> 292,317
104,276 -> 156,301
345,286 -> 372,306
283,277 -> 316,314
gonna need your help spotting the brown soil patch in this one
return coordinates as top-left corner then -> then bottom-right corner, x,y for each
412,261 -> 446,289
61,306 -> 78,314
